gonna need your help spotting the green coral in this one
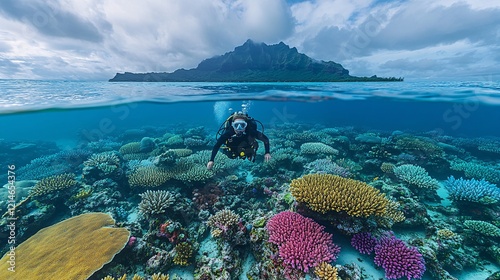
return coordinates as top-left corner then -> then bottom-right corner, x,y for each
464,220 -> 500,237
393,164 -> 439,189
300,142 -> 338,155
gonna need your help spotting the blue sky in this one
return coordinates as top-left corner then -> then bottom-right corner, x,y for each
0,0 -> 499,80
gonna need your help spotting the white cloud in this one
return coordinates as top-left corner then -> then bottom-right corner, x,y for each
0,0 -> 499,80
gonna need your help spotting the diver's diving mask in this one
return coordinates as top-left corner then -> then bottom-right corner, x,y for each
232,120 -> 247,131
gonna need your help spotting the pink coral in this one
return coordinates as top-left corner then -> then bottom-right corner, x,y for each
266,211 -> 340,273
351,232 -> 377,254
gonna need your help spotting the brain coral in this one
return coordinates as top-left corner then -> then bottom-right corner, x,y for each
290,174 -> 389,217
0,212 -> 130,280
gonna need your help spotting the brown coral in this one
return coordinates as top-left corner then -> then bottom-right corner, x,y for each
30,173 -> 79,196
173,242 -> 193,266
290,174 -> 389,217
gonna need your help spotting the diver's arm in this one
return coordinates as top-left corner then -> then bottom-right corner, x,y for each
256,132 -> 270,154
209,134 -> 228,162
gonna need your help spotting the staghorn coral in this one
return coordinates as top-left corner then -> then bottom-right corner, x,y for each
393,164 -> 439,189
173,242 -> 193,266
314,262 -> 338,280
444,176 -> 500,204
138,190 -> 175,216
266,211 -> 341,273
290,174 -> 389,217
464,220 -> 500,237
128,165 -> 173,188
300,142 -> 339,155
207,209 -> 240,238
0,213 -> 130,280
30,173 -> 79,197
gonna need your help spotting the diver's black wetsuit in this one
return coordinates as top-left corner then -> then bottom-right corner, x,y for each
210,129 -> 270,162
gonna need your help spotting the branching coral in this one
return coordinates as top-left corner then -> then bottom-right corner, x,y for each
393,164 -> 439,189
30,173 -> 79,197
444,176 -> 500,204
374,235 -> 426,280
314,262 -> 338,280
138,190 -> 175,216
173,242 -> 193,266
83,151 -> 122,180
300,142 -> 339,155
464,220 -> 500,237
290,174 -> 389,217
266,211 -> 341,273
207,209 -> 240,238
128,166 -> 173,188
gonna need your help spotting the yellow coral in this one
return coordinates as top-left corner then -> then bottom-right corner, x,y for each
290,174 -> 389,217
314,262 -> 338,280
0,212 -> 130,280
30,173 -> 79,196
173,242 -> 193,266
132,275 -> 144,280
128,166 -> 173,188
384,200 -> 405,223
102,277 -> 115,280
152,273 -> 169,280
72,187 -> 93,200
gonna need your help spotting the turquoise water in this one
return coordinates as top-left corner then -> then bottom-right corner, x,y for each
0,80 -> 499,280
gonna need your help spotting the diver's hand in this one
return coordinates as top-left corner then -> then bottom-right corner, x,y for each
207,161 -> 214,170
264,153 -> 271,162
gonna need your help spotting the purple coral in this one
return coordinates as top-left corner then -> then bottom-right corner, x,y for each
374,235 -> 426,280
351,232 -> 377,254
266,211 -> 341,273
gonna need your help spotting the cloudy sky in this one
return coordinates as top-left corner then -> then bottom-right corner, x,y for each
0,0 -> 499,80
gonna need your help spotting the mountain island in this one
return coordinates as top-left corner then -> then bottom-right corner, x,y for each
109,40 -> 403,82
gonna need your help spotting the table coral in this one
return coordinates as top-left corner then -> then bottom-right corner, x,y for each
0,212 -> 130,280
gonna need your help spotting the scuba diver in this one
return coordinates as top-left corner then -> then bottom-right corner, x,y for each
207,112 -> 271,170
